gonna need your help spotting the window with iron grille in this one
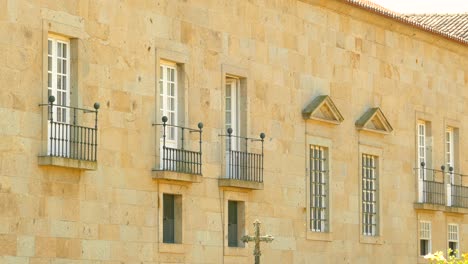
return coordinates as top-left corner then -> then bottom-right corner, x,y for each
448,224 -> 459,257
362,154 -> 378,236
419,221 -> 431,256
310,145 -> 328,232
163,193 -> 182,244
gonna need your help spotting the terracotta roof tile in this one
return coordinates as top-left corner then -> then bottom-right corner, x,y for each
404,14 -> 468,41
342,0 -> 468,45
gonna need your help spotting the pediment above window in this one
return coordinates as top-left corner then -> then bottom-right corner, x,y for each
355,107 -> 393,134
302,95 -> 344,125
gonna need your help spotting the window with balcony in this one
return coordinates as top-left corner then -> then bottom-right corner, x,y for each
310,145 -> 328,233
219,75 -> 265,190
419,221 -> 431,256
153,60 -> 203,183
39,34 -> 99,170
416,120 -> 444,205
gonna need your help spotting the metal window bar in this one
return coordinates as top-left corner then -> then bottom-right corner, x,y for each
154,116 -> 203,175
418,162 -> 448,206
310,145 -> 327,232
219,128 -> 265,183
39,95 -> 100,161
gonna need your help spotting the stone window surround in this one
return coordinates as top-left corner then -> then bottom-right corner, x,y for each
306,135 -> 333,242
223,190 -> 249,257
154,48 -> 189,170
419,220 -> 432,256
359,144 -> 383,245
38,13 -> 97,170
157,183 -> 187,254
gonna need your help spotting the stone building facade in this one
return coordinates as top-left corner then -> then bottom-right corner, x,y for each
1,0 -> 468,263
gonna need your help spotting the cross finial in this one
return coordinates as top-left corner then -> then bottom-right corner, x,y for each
241,219 -> 274,264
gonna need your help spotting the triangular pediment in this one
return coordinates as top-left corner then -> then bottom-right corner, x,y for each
302,95 -> 344,125
355,107 -> 393,134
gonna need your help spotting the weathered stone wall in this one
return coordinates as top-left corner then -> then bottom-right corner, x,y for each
1,0 -> 468,263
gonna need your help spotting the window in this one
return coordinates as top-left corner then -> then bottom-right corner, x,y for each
228,200 -> 245,247
47,36 -> 71,156
310,145 -> 328,232
419,221 -> 431,256
448,224 -> 459,257
446,127 -> 458,184
417,121 -> 426,177
163,194 -> 182,244
159,62 -> 178,145
224,76 -> 247,179
362,154 -> 378,236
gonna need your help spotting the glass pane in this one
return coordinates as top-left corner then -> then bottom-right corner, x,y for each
63,60 -> 67,74
57,75 -> 61,89
63,76 -> 66,90
48,40 -> 52,55
57,58 -> 62,72
170,68 -> 174,81
48,73 -> 52,88
48,57 -> 52,71
62,43 -> 67,58
57,43 -> 62,57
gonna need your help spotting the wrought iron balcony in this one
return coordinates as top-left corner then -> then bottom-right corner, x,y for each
38,95 -> 99,169
417,162 -> 468,209
153,116 -> 203,176
218,128 -> 265,190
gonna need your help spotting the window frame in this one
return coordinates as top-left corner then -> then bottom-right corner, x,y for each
309,144 -> 329,233
361,153 -> 379,237
159,61 -> 178,145
448,223 -> 459,257
162,193 -> 182,244
358,144 -> 383,244
227,200 -> 245,248
419,221 -> 432,256
306,136 -> 333,241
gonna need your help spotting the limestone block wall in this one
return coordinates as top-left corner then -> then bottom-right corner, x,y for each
0,0 -> 468,263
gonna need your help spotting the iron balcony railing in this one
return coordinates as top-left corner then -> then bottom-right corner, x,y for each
220,128 -> 265,183
451,184 -> 468,208
39,95 -> 100,161
418,162 -> 446,205
418,162 -> 468,208
154,116 -> 203,175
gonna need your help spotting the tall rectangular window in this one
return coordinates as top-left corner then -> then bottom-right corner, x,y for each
227,200 -> 244,247
159,62 -> 178,144
310,145 -> 328,232
362,154 -> 378,236
225,76 -> 240,150
47,36 -> 71,156
448,224 -> 459,257
417,121 -> 426,177
419,221 -> 431,256
163,194 -> 182,244
446,127 -> 456,185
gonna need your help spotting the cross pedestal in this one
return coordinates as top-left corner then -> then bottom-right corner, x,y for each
241,219 -> 274,264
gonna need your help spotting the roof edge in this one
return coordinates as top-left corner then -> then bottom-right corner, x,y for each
342,0 -> 468,46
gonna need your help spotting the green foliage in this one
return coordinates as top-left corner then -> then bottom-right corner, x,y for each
425,250 -> 468,263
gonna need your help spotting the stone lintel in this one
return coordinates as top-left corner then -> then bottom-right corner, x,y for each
413,203 -> 468,214
38,156 -> 97,170
152,170 -> 202,183
218,178 -> 264,190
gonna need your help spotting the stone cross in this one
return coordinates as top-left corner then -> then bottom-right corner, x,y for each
241,219 -> 274,264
